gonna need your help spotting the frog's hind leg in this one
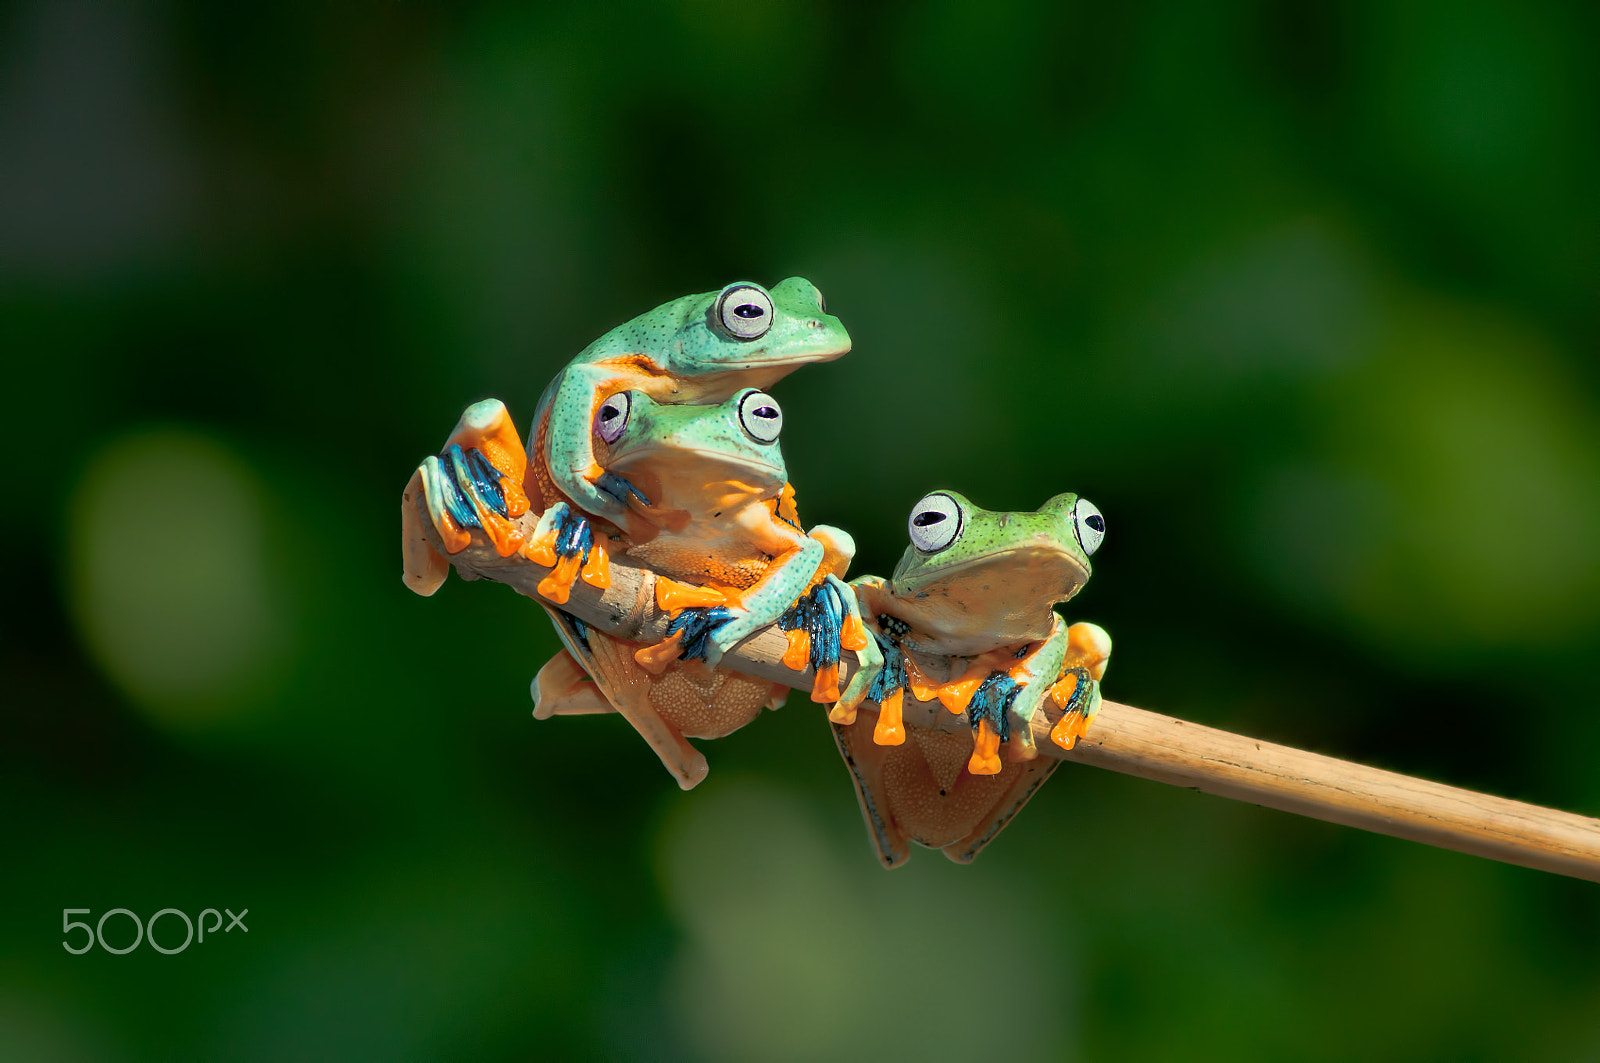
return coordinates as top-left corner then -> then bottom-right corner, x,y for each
531,648 -> 615,718
541,605 -> 708,789
831,709 -> 912,869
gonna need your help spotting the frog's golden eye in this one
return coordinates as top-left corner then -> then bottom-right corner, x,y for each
737,389 -> 784,443
595,391 -> 632,445
716,283 -> 774,340
908,492 -> 962,553
1071,497 -> 1105,555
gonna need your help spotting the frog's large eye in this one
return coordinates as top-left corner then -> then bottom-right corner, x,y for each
716,284 -> 774,341
595,391 -> 632,445
1071,497 -> 1105,555
737,389 -> 783,443
908,492 -> 963,553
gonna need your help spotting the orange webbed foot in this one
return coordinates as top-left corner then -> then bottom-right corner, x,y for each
1047,667 -> 1099,751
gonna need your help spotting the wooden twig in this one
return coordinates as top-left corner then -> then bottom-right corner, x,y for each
410,499 -> 1600,884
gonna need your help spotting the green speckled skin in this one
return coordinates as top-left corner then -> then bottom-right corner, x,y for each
606,390 -> 788,486
886,492 -> 1092,657
531,278 -> 850,522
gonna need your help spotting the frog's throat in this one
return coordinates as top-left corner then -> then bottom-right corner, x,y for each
607,447 -> 784,480
890,547 -> 1089,599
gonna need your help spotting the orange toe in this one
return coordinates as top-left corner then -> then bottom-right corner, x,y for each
538,553 -> 582,604
634,631 -> 687,674
524,529 -> 558,567
938,675 -> 983,716
479,508 -> 526,558
656,577 -> 728,614
579,543 -> 611,588
437,511 -> 472,554
810,663 -> 840,704
781,628 -> 811,671
872,688 -> 906,746
967,718 -> 1003,775
840,614 -> 869,652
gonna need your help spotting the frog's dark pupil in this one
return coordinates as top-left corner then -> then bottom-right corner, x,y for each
755,406 -> 777,419
1086,514 -> 1105,532
601,406 -> 619,421
913,512 -> 944,527
734,303 -> 764,319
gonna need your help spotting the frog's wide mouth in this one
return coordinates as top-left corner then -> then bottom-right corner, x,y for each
890,541 -> 1089,598
609,445 -> 784,479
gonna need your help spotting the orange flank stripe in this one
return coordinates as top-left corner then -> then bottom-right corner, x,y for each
840,613 -> 869,652
634,631 -> 686,675
968,718 -> 1003,776
872,688 -> 906,746
810,663 -> 840,704
655,578 -> 728,613
579,543 -> 611,588
782,628 -> 811,671
538,553 -> 582,604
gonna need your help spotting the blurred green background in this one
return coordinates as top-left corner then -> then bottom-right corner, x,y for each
4,0 -> 1599,1059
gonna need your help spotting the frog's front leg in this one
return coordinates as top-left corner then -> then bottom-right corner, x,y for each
1047,622 -> 1112,750
545,364 -> 654,522
696,512 -> 825,668
999,617 -> 1071,763
778,574 -> 877,705
405,399 -> 533,593
522,502 -> 613,604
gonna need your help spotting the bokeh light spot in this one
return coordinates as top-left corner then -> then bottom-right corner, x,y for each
656,778 -> 1070,1062
67,428 -> 290,731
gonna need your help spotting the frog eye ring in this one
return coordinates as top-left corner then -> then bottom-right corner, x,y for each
1071,497 -> 1105,555
737,389 -> 784,443
908,492 -> 963,553
595,391 -> 632,445
716,283 -> 774,340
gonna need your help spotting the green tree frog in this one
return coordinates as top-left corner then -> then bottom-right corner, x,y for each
832,490 -> 1111,866
406,389 -> 873,789
522,278 -> 851,603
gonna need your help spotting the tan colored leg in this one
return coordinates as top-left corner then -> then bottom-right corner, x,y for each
532,649 -> 615,718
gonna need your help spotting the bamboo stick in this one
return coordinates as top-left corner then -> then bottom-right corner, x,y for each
408,497 -> 1600,884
